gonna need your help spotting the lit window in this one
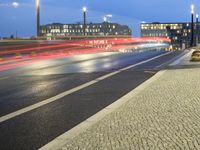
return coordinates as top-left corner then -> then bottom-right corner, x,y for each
64,25 -> 68,28
63,29 -> 69,33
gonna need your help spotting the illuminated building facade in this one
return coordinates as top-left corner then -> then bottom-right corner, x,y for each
40,22 -> 132,37
141,22 -> 200,50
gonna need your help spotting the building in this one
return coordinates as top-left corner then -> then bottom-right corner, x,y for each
40,22 -> 132,38
141,22 -> 200,50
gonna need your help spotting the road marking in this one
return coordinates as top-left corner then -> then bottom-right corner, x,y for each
0,77 -> 9,80
154,51 -> 188,69
170,50 -> 193,66
0,51 -> 173,123
144,70 -> 157,74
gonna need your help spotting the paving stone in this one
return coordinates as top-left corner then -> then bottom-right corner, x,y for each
60,68 -> 200,150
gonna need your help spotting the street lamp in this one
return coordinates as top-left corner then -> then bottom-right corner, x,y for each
104,14 -> 112,22
196,14 -> 199,22
196,14 -> 199,46
36,0 -> 40,37
103,16 -> 108,36
103,15 -> 112,36
82,6 -> 87,36
191,4 -> 194,47
103,16 -> 108,22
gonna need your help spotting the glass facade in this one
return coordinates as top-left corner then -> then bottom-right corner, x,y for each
141,22 -> 199,50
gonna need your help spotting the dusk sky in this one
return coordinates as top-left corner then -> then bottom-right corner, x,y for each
0,0 -> 199,37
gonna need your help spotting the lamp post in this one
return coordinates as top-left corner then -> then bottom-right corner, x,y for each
196,14 -> 199,46
82,7 -> 87,36
36,0 -> 40,37
191,4 -> 194,47
103,16 -> 107,36
103,15 -> 112,36
196,14 -> 199,23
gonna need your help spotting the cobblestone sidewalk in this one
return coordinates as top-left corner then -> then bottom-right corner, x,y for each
58,66 -> 200,150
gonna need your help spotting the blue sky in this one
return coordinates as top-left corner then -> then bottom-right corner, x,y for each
0,0 -> 199,37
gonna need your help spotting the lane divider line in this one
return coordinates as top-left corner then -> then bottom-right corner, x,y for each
0,77 -> 9,80
153,51 -> 187,70
144,70 -> 157,74
0,51 -> 173,123
170,50 -> 193,66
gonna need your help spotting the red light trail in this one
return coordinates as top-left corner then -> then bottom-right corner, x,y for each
0,37 -> 170,71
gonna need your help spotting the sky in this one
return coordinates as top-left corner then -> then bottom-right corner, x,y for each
0,0 -> 199,37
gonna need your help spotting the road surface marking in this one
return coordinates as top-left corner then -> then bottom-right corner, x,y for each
0,77 -> 9,80
170,50 -> 193,66
0,51 -> 173,123
154,51 -> 187,69
144,70 -> 157,74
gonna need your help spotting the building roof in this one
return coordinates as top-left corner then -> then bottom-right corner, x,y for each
41,22 -> 130,27
141,22 -> 191,25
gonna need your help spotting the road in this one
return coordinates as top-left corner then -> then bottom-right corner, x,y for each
0,50 -> 184,150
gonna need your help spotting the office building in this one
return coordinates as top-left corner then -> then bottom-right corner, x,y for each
40,22 -> 132,38
141,22 -> 200,50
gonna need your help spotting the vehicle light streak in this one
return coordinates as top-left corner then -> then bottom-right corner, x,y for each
0,37 -> 170,55
0,37 -> 170,71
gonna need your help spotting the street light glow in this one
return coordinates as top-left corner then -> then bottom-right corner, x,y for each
103,16 -> 107,22
196,14 -> 199,18
191,4 -> 194,14
36,0 -> 40,8
12,2 -> 19,8
103,14 -> 112,22
82,6 -> 87,12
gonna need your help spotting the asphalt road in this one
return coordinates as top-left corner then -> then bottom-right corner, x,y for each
0,50 -> 184,150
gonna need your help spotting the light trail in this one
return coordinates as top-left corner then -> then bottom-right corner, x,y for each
0,37 -> 170,71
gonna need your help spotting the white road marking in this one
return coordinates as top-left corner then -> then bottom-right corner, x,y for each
0,77 -> 9,80
144,70 -> 157,74
0,51 -> 173,123
170,50 -> 193,66
154,51 -> 188,69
